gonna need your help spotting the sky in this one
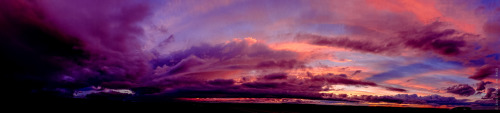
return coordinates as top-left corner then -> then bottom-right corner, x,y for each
1,0 -> 499,110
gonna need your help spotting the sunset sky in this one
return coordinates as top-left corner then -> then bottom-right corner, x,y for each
1,0 -> 499,109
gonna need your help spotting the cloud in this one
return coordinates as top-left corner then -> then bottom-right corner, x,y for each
260,73 -> 288,80
136,71 -> 389,101
256,60 -> 305,69
147,38 -> 307,83
446,84 -> 476,97
324,93 -> 468,105
475,89 -> 500,106
101,81 -> 137,89
482,88 -> 496,99
367,58 -> 462,82
164,55 -> 206,76
207,79 -> 235,86
475,81 -> 492,91
0,0 -> 162,94
296,34 -> 399,54
297,21 -> 478,57
0,0 -> 91,95
393,94 -> 467,105
351,70 -> 362,76
398,22 -> 471,56
131,87 -> 163,95
310,74 -> 377,86
384,87 -> 408,92
242,82 -> 287,89
469,64 -> 499,80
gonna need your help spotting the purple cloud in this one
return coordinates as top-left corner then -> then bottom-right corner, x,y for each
297,21 -> 477,57
151,38 -> 303,75
399,22 -> 470,56
256,60 -> 305,69
207,79 -> 236,86
261,73 -> 288,80
469,64 -> 499,80
297,34 -> 398,54
313,76 -> 377,86
242,82 -> 287,89
482,88 -> 496,99
476,81 -> 493,91
384,87 -> 408,92
446,84 -> 476,97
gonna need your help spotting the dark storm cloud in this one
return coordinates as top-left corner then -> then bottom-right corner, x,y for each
0,1 -> 165,102
0,0 -> 90,97
261,73 -> 288,80
475,81 -> 492,91
469,64 -> 499,80
207,79 -> 235,86
446,84 -> 476,97
43,0 -> 156,83
1,0 -> 157,83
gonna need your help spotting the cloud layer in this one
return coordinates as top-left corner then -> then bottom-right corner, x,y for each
1,0 -> 499,110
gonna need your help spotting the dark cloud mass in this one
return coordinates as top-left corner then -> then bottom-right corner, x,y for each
0,0 -> 89,97
476,81 -> 492,91
261,73 -> 288,80
446,84 -> 476,97
384,87 -> 408,92
398,22 -> 470,56
0,0 -> 158,102
469,64 -> 499,80
1,0 -> 156,86
207,79 -> 235,86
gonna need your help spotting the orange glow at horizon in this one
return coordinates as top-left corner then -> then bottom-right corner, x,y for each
177,97 -> 454,109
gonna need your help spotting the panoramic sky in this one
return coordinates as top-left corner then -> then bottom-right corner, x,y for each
1,0 -> 499,109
